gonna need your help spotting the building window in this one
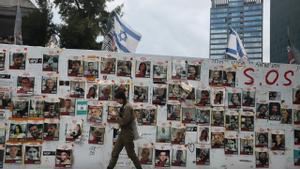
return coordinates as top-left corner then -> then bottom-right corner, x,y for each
211,34 -> 228,39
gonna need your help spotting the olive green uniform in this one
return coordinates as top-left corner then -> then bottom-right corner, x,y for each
107,102 -> 142,169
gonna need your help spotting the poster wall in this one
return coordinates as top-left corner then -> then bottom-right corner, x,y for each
0,44 -> 300,169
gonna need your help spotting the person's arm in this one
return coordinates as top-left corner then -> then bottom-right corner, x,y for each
117,105 -> 133,127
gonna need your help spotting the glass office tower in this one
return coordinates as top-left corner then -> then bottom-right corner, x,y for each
210,0 -> 263,62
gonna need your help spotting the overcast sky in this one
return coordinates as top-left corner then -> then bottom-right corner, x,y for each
47,0 -> 270,62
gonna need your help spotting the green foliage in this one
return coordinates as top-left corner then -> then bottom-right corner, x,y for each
22,0 -> 55,46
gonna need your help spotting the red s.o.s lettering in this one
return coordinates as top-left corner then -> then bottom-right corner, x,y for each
243,68 -> 255,85
283,70 -> 294,86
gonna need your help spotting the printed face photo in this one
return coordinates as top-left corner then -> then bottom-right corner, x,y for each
271,134 -> 285,150
24,146 -> 41,164
100,58 -> 116,74
134,86 -> 149,103
224,138 -> 238,154
211,132 -> 224,148
0,128 -> 5,144
84,61 -> 99,78
294,149 -> 300,166
198,127 -> 209,143
107,106 -> 120,123
269,102 -> 281,121
0,90 -> 11,109
269,91 -> 281,101
41,76 -> 57,94
293,89 -> 300,104
172,61 -> 187,80
240,115 -> 254,131
88,126 -> 105,144
5,145 -> 22,164
43,123 -> 59,141
87,105 -> 103,123
17,76 -> 34,95
228,92 -> 241,108
136,109 -> 156,125
256,152 -> 269,168
68,60 -> 83,77
86,84 -> 98,99
155,149 -> 170,167
294,109 -> 300,124
113,83 -> 130,100
182,107 -> 196,124
55,149 -> 72,167
209,70 -> 223,86
167,104 -> 181,121
195,109 -> 210,125
168,84 -> 182,100
153,64 -> 167,83
240,138 -> 254,155
70,81 -> 85,98
152,86 -> 167,105
117,60 -> 131,77
212,90 -> 224,106
156,126 -> 171,143
196,148 -> 210,165
195,90 -> 210,106
281,109 -> 292,124
225,114 -> 239,131
59,98 -> 75,116
44,101 -> 59,118
9,124 -> 27,140
171,149 -> 187,167
138,147 -> 153,165
187,65 -> 201,80
99,84 -> 112,101
136,61 -> 151,78
242,91 -> 255,107
43,54 -> 58,72
256,103 -> 269,119
9,52 -> 26,70
0,52 -> 5,71
223,71 -> 236,87
255,132 -> 268,147
171,128 -> 185,144
30,102 -> 43,118
27,123 -> 43,140
12,100 -> 29,118
211,110 -> 224,127
295,129 -> 300,145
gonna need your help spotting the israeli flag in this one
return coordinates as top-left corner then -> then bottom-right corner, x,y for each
226,27 -> 247,60
113,14 -> 142,53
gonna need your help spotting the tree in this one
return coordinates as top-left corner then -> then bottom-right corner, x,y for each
53,0 -> 122,49
22,0 -> 55,46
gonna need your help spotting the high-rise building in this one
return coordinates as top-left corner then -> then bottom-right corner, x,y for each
210,0 -> 263,62
270,0 -> 300,64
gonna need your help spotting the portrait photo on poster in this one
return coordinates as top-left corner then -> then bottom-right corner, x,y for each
117,60 -> 131,77
68,60 -> 84,77
29,99 -> 44,118
84,61 -> 99,78
41,76 -> 58,94
43,54 -> 58,72
88,126 -> 105,145
196,147 -> 210,165
155,149 -> 170,167
100,57 -> 116,74
24,145 -> 42,164
153,63 -> 167,84
138,146 -> 153,165
171,148 -> 187,167
17,76 -> 35,95
9,52 -> 26,70
136,61 -> 151,78
5,144 -> 22,164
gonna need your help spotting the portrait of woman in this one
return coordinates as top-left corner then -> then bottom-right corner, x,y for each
255,133 -> 268,147
212,91 -> 224,106
136,61 -> 150,78
9,124 -> 26,139
86,85 -> 97,99
256,103 -> 268,119
293,89 -> 300,104
209,70 -> 223,86
196,90 -> 210,106
198,127 -> 209,143
281,109 -> 292,124
55,150 -> 72,167
187,65 -> 200,80
271,134 -> 285,150
228,92 -> 241,108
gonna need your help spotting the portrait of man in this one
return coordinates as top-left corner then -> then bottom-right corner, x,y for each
211,110 -> 224,127
269,102 -> 281,121
195,90 -> 210,106
5,145 -> 22,164
182,107 -> 196,124
152,86 -> 167,105
136,109 -> 156,126
269,91 -> 281,101
43,54 -> 58,72
241,115 -> 254,131
88,126 -> 105,144
281,109 -> 292,124
17,76 -> 34,95
155,149 -> 170,167
195,109 -> 210,125
100,58 -> 116,74
209,70 -> 223,86
29,100 -> 44,117
99,84 -> 112,101
256,103 -> 269,119
117,60 -> 131,77
171,149 -> 186,167
256,152 -> 269,168
24,146 -> 41,164
153,64 -> 167,83
84,61 -> 99,78
113,83 -> 130,100
224,138 -> 238,154
167,104 -> 181,121
172,61 -> 187,80
0,52 -> 5,71
43,122 -> 59,141
12,100 -> 29,118
211,132 -> 224,148
242,91 -> 255,107
168,84 -> 182,100
69,81 -> 85,98
240,138 -> 254,155
133,85 -> 149,103
294,109 -> 300,125
44,101 -> 59,118
55,149 -> 72,167
41,77 -> 57,94
171,128 -> 185,144
138,147 -> 153,165
27,123 -> 43,140
225,114 -> 239,131
255,132 -> 268,148
196,148 -> 210,165
9,52 -> 26,70
0,90 -> 11,109
68,60 -> 83,77
156,126 -> 171,143
223,71 -> 236,87
59,98 -> 75,116
87,105 -> 103,123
